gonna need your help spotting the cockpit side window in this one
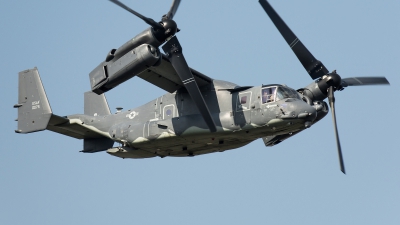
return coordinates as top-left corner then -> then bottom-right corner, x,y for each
261,87 -> 276,104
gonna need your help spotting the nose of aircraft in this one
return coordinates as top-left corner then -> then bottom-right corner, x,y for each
279,99 -> 317,122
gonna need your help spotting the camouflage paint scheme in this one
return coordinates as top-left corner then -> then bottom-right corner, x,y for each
15,68 -> 325,159
15,0 -> 387,168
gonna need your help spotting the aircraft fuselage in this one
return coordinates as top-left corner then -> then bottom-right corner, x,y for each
68,80 -> 323,158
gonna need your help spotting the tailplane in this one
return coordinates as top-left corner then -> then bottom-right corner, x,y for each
15,68 -> 114,152
15,68 -> 52,133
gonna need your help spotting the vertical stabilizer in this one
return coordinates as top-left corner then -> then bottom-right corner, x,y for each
83,91 -> 113,152
84,91 -> 111,116
15,68 -> 52,133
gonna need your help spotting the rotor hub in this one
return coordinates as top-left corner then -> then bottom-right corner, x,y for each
161,19 -> 178,37
326,71 -> 342,89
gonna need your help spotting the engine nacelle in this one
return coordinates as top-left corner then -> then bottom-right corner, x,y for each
89,27 -> 164,95
111,28 -> 162,63
299,81 -> 327,101
89,44 -> 161,94
299,72 -> 342,102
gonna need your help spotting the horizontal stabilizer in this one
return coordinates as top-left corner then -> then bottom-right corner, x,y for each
15,68 -> 110,140
46,114 -> 107,139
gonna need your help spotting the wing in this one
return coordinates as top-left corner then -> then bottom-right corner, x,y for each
137,54 -> 213,93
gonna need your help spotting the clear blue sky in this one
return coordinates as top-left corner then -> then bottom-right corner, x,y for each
1,0 -> 399,224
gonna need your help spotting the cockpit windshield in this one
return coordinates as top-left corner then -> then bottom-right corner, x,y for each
261,86 -> 300,103
276,86 -> 301,101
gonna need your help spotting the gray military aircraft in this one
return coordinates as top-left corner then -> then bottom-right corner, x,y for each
15,0 -> 389,174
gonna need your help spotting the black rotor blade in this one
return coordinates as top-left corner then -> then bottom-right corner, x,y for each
162,36 -> 217,132
341,77 -> 390,87
258,0 -> 329,79
327,86 -> 346,174
109,0 -> 163,30
164,0 -> 181,20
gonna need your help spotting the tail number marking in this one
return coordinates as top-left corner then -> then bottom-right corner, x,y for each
32,101 -> 40,110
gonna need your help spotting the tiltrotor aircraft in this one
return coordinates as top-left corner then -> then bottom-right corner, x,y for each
15,0 -> 389,174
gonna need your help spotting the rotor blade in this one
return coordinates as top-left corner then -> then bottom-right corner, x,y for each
164,0 -> 181,20
328,86 -> 346,174
109,0 -> 163,30
162,36 -> 217,132
258,0 -> 329,79
341,77 -> 390,87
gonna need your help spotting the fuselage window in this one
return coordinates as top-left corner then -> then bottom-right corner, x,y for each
236,91 -> 252,111
262,87 -> 276,104
241,96 -> 247,104
163,104 -> 175,119
166,109 -> 172,117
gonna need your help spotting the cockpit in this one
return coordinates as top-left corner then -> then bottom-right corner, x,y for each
261,85 -> 301,104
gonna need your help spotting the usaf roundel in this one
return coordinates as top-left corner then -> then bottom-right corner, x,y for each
126,111 -> 138,119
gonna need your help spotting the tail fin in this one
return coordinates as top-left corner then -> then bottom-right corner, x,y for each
15,68 -> 52,133
15,68 -> 113,145
83,91 -> 113,153
84,91 -> 111,116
